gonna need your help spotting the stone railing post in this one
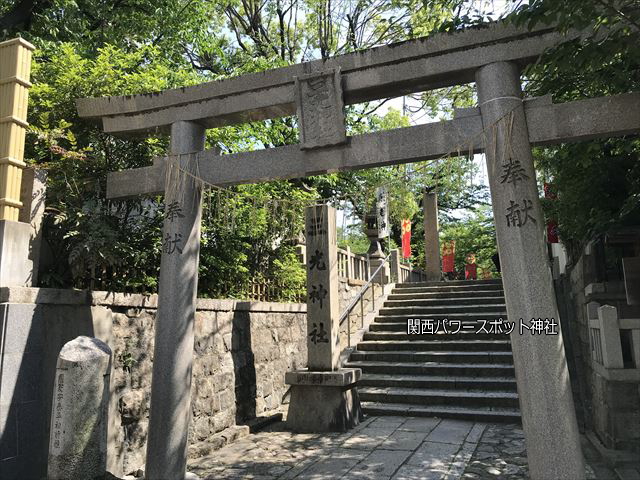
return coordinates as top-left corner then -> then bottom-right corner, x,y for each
598,305 -> 624,369
389,248 -> 401,283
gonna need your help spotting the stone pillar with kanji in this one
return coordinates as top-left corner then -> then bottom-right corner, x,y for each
305,204 -> 339,370
285,204 -> 362,432
476,61 -> 584,479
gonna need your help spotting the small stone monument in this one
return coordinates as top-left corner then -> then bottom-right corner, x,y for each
285,205 -> 362,431
48,336 -> 112,480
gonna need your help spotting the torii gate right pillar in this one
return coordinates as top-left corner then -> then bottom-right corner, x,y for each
476,61 -> 585,479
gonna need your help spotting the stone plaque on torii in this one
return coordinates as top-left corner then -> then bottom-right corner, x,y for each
78,19 -> 640,480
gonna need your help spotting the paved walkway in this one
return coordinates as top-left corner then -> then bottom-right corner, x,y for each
188,416 -> 618,479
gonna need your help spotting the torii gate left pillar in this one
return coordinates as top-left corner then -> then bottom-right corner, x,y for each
145,121 -> 205,480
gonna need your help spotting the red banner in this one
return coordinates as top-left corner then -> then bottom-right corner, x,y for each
442,240 -> 455,273
547,220 -> 559,243
544,182 -> 559,243
401,219 -> 411,258
465,253 -> 477,280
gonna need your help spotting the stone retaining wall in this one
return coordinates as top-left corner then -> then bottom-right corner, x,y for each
0,287 -> 309,478
0,282 -> 384,479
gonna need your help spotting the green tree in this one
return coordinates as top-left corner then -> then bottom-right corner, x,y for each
3,0 -> 502,296
509,0 -> 640,259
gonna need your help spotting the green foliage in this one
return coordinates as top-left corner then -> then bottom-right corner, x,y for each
439,206 -> 498,277
27,43 -> 197,290
508,0 -> 640,257
9,0 -> 504,297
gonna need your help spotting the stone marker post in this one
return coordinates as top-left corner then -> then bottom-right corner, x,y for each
145,121 -> 205,480
304,204 -> 340,370
476,61 -> 585,479
285,205 -> 362,432
48,336 -> 112,480
423,190 -> 441,281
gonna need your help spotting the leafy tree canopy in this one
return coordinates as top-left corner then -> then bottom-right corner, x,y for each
2,0 -> 635,294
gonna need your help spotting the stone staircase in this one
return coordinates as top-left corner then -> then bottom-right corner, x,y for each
344,279 -> 521,422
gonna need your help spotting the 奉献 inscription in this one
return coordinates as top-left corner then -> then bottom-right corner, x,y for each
505,198 -> 536,227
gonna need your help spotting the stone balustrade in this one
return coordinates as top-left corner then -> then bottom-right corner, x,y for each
587,302 -> 640,379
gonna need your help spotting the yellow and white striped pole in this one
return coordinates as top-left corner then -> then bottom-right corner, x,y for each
0,37 -> 35,221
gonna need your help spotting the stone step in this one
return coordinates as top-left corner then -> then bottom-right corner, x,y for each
358,373 -> 518,391
356,340 -> 512,352
350,276 -> 519,424
373,314 -> 509,323
387,290 -> 505,300
378,304 -> 507,315
344,360 -> 516,377
369,322 -> 510,334
350,350 -> 513,364
359,386 -> 520,408
396,279 -> 503,288
394,283 -> 504,294
361,401 -> 521,423
363,331 -> 505,341
384,296 -> 506,307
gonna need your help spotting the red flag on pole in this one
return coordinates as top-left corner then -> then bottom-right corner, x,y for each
442,241 -> 455,273
401,219 -> 411,258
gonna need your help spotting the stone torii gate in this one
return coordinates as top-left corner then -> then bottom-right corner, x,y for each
77,21 -> 640,480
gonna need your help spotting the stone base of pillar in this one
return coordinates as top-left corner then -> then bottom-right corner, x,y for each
369,256 -> 390,284
0,220 -> 34,287
425,271 -> 441,282
285,369 -> 362,432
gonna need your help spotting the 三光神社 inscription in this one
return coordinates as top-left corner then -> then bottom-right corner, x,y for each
305,205 -> 340,370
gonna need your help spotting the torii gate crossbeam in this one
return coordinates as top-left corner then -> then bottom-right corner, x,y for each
105,92 -> 640,199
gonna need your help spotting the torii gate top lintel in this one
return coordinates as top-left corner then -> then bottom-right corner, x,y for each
77,20 -> 568,135
76,19 -> 640,200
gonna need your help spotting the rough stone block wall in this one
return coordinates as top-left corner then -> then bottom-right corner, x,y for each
105,300 -> 309,474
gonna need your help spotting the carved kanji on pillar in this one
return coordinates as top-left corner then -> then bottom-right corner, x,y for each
294,69 -> 347,150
